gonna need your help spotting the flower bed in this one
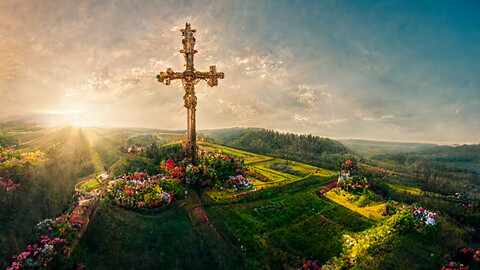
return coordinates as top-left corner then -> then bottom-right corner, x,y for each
105,172 -> 182,209
161,148 -> 252,190
8,205 -> 87,269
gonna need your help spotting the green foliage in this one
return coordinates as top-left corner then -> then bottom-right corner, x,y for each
140,142 -> 185,165
0,135 -> 18,148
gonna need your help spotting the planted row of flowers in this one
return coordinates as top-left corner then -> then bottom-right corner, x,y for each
104,172 -> 181,209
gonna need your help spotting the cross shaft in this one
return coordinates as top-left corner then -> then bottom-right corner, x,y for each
157,23 -> 224,165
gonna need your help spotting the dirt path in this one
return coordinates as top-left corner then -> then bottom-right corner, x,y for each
70,172 -> 110,250
184,191 -> 235,251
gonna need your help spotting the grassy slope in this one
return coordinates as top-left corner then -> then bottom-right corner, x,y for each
74,200 -> 247,270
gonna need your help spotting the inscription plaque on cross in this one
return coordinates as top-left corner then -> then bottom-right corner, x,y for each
156,23 -> 224,165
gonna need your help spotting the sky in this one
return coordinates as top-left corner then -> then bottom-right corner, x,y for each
1,0 -> 479,144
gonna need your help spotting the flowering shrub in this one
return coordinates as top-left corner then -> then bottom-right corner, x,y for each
7,236 -> 68,270
105,172 -> 181,209
0,177 -> 20,191
441,247 -> 480,270
337,176 -> 371,192
412,206 -> 438,226
339,159 -> 356,176
461,203 -> 476,213
36,209 -> 86,242
298,259 -> 322,270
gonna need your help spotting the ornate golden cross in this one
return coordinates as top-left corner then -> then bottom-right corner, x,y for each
157,23 -> 224,165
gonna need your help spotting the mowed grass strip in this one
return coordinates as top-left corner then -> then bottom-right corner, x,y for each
385,183 -> 422,196
199,142 -> 272,163
325,190 -> 387,221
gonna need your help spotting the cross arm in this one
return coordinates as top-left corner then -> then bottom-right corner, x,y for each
157,68 -> 183,85
195,65 -> 225,87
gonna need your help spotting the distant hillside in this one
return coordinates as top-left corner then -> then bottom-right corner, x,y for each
417,144 -> 480,162
370,144 -> 480,174
207,129 -> 352,170
200,127 -> 260,143
339,139 -> 436,157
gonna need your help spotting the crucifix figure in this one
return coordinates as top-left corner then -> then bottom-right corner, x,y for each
157,23 -> 224,165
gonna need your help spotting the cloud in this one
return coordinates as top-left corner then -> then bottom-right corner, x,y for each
0,0 -> 479,143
